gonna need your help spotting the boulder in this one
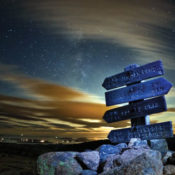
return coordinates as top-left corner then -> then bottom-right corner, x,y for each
100,148 -> 163,175
37,152 -> 82,175
167,152 -> 175,165
163,164 -> 175,175
81,170 -> 97,175
120,147 -> 150,163
149,139 -> 168,157
162,151 -> 174,165
76,151 -> 100,171
103,154 -> 123,172
98,143 -> 127,163
128,138 -> 148,148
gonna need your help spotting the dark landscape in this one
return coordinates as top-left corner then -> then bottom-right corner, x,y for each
0,136 -> 175,175
0,139 -> 110,175
0,0 -> 175,175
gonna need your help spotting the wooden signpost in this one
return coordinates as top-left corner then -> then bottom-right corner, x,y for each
108,121 -> 173,143
102,60 -> 173,143
105,77 -> 172,106
103,96 -> 167,123
102,60 -> 164,90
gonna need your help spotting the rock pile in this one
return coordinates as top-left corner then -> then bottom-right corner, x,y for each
37,138 -> 175,175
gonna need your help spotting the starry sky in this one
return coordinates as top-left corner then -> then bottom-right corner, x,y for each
0,0 -> 175,141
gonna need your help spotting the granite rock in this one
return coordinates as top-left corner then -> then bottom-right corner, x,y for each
100,149 -> 163,175
37,152 -> 82,175
162,151 -> 174,165
76,151 -> 100,171
103,154 -> 123,172
120,147 -> 150,163
163,164 -> 175,175
167,152 -> 175,165
128,138 -> 149,149
81,170 -> 97,175
149,139 -> 168,157
98,143 -> 127,163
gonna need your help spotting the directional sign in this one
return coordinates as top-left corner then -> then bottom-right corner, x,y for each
102,60 -> 164,90
108,121 -> 173,143
103,96 -> 167,123
105,77 -> 172,106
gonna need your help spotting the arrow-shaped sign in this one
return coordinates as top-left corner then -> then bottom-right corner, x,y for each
108,121 -> 173,143
105,77 -> 172,106
103,96 -> 167,123
102,60 -> 164,90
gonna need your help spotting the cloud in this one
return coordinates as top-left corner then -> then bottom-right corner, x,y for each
0,73 -> 87,101
167,87 -> 175,98
0,62 -> 175,139
0,62 -> 105,104
0,64 -> 116,138
18,0 -> 175,69
168,108 -> 175,112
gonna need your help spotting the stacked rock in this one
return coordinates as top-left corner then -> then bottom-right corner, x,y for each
37,138 -> 175,175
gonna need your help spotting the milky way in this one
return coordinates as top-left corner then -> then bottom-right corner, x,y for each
0,0 -> 175,140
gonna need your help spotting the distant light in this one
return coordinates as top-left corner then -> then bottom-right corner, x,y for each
79,118 -> 101,123
40,139 -> 45,143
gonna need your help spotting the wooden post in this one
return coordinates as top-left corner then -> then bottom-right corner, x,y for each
124,64 -> 150,127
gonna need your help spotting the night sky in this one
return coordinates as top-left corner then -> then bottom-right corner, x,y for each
0,0 -> 175,141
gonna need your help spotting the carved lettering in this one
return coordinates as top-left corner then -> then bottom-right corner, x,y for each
103,61 -> 173,144
103,60 -> 164,90
108,121 -> 173,143
103,96 -> 167,123
105,77 -> 172,106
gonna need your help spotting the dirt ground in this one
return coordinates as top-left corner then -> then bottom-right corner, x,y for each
0,153 -> 38,175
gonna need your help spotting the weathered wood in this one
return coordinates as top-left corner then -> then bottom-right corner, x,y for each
105,77 -> 172,106
102,60 -> 164,90
103,96 -> 167,123
125,64 -> 150,126
130,116 -> 150,127
108,121 -> 173,143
